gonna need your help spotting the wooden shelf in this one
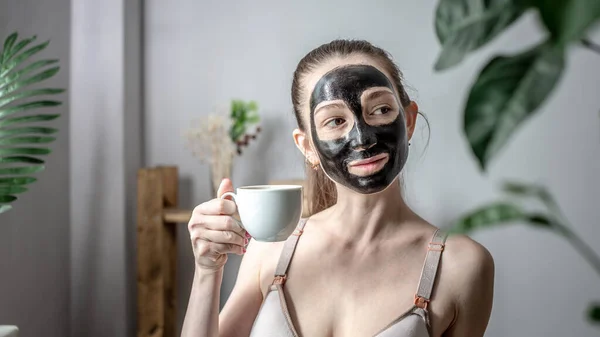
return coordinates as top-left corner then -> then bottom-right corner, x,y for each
163,208 -> 192,224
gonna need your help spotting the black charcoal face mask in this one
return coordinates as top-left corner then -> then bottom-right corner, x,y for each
309,64 -> 409,194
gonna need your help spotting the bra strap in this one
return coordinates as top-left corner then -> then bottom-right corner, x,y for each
272,218 -> 308,285
414,228 -> 448,309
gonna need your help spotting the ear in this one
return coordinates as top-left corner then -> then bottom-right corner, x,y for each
405,101 -> 419,141
293,128 -> 318,164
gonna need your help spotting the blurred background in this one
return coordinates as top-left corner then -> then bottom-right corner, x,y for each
0,0 -> 599,336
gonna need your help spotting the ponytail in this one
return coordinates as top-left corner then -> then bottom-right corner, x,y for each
304,161 -> 336,216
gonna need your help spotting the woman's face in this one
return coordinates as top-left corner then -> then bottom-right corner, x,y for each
295,55 -> 416,195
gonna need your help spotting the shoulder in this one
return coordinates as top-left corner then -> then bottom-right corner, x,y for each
443,233 -> 494,274
432,233 -> 495,335
441,233 -> 495,321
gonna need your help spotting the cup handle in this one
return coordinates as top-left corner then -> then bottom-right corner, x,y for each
220,192 -> 245,230
220,191 -> 237,202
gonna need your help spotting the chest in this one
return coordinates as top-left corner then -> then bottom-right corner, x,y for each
260,247 -> 451,336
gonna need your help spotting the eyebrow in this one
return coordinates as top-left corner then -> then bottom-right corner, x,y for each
362,89 -> 395,101
313,102 -> 348,115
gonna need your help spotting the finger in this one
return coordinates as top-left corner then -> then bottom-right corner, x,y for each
217,178 -> 234,199
199,228 -> 246,247
195,198 -> 237,216
190,214 -> 245,234
195,239 -> 243,256
212,241 -> 244,255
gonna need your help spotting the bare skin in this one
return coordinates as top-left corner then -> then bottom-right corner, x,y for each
181,55 -> 495,337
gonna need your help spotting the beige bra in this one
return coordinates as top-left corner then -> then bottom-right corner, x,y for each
249,219 -> 448,337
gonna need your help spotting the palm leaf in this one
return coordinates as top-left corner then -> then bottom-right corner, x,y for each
0,136 -> 55,145
0,88 -> 64,109
0,67 -> 61,97
1,40 -> 50,77
0,127 -> 57,138
0,32 -> 63,215
0,114 -> 59,127
0,165 -> 44,175
0,186 -> 27,195
0,156 -> 44,164
0,176 -> 36,185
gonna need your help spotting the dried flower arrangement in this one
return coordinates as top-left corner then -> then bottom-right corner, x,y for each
185,99 -> 261,196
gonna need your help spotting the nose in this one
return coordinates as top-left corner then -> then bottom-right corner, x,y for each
350,122 -> 377,151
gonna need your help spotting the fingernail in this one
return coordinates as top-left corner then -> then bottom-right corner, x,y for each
245,232 -> 251,239
242,247 -> 247,253
244,238 -> 248,245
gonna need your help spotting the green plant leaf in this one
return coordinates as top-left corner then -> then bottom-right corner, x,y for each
0,136 -> 55,145
0,185 -> 27,195
247,100 -> 258,111
0,195 -> 17,202
0,176 -> 36,185
464,43 -> 564,170
0,147 -> 50,156
1,33 -> 18,64
434,0 -> 527,70
0,40 -> 49,78
246,115 -> 260,124
0,127 -> 57,138
0,114 -> 60,127
589,302 -> 600,323
0,66 -> 60,97
0,35 -> 36,67
525,213 -> 553,228
0,88 -> 64,109
0,100 -> 61,119
0,204 -> 12,214
451,202 -> 525,234
0,165 -> 44,175
528,0 -> 600,46
451,201 -> 560,235
0,156 -> 44,164
0,60 -> 59,88
501,180 -> 549,197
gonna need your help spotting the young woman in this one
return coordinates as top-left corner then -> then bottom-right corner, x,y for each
182,39 -> 494,337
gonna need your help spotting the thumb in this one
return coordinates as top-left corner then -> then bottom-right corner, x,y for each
217,178 -> 234,199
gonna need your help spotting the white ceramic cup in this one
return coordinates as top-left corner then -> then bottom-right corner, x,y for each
220,185 -> 303,242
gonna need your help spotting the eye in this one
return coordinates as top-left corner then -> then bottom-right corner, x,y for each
324,117 -> 346,128
372,106 -> 392,115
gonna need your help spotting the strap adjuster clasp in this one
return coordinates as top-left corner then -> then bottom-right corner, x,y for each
414,295 -> 429,309
427,242 -> 444,251
273,275 -> 287,285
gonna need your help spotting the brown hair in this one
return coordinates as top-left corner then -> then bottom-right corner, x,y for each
291,39 -> 413,216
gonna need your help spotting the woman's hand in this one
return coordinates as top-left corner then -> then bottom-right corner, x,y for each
187,178 -> 249,273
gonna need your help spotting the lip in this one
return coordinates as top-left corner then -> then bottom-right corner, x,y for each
348,153 -> 389,167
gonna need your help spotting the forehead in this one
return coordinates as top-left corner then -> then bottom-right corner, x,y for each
302,55 -> 394,106
309,64 -> 393,110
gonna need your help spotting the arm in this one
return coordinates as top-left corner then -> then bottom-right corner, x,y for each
181,268 -> 224,337
181,178 -> 263,337
444,237 -> 495,337
181,240 -> 265,337
218,240 -> 269,336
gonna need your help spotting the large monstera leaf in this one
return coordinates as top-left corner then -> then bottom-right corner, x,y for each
464,43 -> 564,169
435,0 -> 600,170
434,0 -> 527,71
0,33 -> 63,214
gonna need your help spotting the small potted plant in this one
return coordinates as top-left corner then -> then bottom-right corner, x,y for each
185,99 -> 260,197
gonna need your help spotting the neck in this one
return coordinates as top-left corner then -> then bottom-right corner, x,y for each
323,178 -> 413,244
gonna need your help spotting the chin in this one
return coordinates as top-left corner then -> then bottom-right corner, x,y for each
347,175 -> 401,195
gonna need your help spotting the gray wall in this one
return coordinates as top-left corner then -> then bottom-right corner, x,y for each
145,1 -> 600,336
0,1 -> 71,337
70,1 -> 142,337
